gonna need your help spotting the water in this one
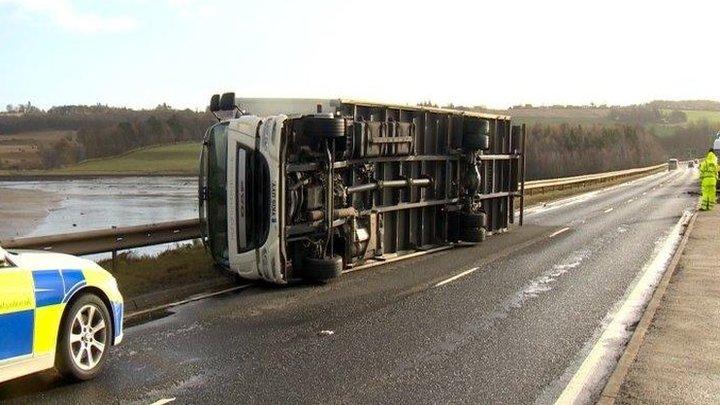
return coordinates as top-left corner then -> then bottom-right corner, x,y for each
0,177 -> 199,257
1,176 -> 198,236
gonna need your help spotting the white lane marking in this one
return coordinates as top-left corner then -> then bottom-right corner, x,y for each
554,211 -> 692,404
604,207 -> 614,213
548,227 -> 570,238
150,399 -> 176,405
319,330 -> 335,336
626,198 -> 635,203
434,267 -> 480,287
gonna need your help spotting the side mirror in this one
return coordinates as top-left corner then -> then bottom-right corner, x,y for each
209,94 -> 220,112
219,92 -> 236,111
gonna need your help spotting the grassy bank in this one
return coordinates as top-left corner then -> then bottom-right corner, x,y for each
99,243 -> 230,303
0,142 -> 201,177
53,142 -> 201,175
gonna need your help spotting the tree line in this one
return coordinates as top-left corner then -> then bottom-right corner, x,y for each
524,123 -> 669,180
0,104 -> 215,169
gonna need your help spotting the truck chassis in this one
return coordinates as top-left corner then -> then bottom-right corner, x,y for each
279,100 -> 525,281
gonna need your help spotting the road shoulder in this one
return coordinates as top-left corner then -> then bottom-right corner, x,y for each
600,208 -> 720,404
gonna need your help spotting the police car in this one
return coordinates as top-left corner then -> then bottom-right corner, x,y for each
0,245 -> 123,383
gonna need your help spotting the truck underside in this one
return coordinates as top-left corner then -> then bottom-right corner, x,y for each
281,101 -> 525,281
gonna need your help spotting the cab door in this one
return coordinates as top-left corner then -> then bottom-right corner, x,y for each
227,116 -> 262,279
0,265 -> 35,366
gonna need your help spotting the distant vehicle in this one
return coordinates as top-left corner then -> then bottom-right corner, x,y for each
0,246 -> 123,383
199,93 -> 525,284
688,160 -> 695,168
668,158 -> 679,170
714,136 -> 720,157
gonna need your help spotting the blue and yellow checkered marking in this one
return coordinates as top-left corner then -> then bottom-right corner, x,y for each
0,310 -> 34,360
32,269 -> 86,307
0,269 -> 90,362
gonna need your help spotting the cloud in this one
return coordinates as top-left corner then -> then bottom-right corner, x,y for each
164,0 -> 217,18
0,0 -> 138,33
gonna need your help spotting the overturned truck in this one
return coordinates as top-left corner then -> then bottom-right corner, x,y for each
199,93 -> 525,284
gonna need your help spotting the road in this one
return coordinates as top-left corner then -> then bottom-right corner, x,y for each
0,168 -> 697,404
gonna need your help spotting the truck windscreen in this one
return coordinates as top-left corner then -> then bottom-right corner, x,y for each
206,123 -> 229,266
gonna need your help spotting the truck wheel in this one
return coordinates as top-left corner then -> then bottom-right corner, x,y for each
462,132 -> 490,151
459,212 -> 487,228
304,117 -> 345,138
460,226 -> 487,243
56,293 -> 112,381
303,255 -> 343,282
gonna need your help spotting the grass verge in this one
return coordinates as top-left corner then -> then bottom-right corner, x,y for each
99,242 -> 231,306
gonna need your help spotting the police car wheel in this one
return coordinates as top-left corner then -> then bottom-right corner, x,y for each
56,293 -> 112,381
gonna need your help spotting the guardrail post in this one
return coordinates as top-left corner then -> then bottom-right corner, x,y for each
519,123 -> 526,226
112,250 -> 117,272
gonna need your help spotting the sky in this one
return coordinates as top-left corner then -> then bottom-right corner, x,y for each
1,0 -> 719,111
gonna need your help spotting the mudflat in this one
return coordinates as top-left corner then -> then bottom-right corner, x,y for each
0,187 -> 62,239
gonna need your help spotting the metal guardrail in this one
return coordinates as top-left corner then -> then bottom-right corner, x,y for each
1,219 -> 201,257
0,163 -> 669,257
523,163 -> 668,195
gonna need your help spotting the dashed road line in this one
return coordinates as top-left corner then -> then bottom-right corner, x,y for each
604,207 -> 614,213
150,398 -> 176,405
548,227 -> 571,238
435,267 -> 480,287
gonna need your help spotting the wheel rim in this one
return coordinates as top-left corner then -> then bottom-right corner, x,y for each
69,304 -> 107,371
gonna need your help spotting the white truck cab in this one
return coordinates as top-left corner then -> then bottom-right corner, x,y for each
200,109 -> 287,284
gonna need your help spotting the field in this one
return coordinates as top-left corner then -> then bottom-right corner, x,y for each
0,130 -> 77,170
660,109 -> 720,123
52,142 -> 201,175
680,109 -> 720,123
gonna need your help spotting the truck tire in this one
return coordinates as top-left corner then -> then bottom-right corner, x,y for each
56,293 -> 112,381
462,132 -> 490,151
459,212 -> 487,228
460,226 -> 487,243
304,117 -> 345,138
303,255 -> 343,282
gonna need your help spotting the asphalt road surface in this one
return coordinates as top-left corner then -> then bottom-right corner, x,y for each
0,168 -> 697,404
